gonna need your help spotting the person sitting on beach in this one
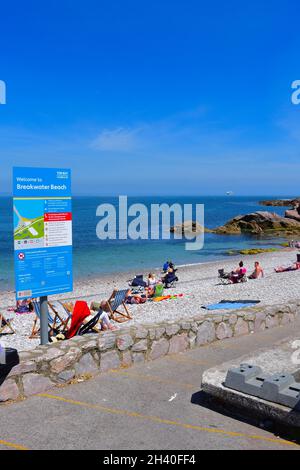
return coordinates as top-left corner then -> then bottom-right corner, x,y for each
229,261 -> 247,283
162,264 -> 178,287
90,300 -> 118,330
275,261 -> 300,273
249,261 -> 264,279
163,261 -> 171,273
146,273 -> 158,297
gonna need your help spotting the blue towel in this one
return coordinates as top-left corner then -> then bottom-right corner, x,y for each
204,302 -> 258,310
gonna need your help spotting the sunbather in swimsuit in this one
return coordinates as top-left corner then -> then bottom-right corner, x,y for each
275,262 -> 300,273
249,261 -> 264,279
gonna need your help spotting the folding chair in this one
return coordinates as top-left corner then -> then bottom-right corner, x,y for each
77,309 -> 103,336
0,312 -> 15,335
106,289 -> 132,323
48,301 -> 72,331
30,300 -> 62,339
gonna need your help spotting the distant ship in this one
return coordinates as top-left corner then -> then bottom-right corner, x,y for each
225,191 -> 234,196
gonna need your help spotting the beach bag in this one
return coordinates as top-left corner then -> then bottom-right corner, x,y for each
131,275 -> 146,287
154,284 -> 164,298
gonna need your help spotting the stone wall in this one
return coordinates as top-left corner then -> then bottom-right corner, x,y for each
1,301 -> 299,402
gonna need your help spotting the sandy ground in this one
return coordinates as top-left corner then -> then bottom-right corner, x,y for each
0,249 -> 299,352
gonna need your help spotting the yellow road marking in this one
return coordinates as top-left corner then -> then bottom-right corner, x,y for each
110,370 -> 196,389
38,393 -> 298,448
0,439 -> 29,451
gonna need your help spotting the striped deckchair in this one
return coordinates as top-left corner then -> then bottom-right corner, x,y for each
77,309 -> 103,336
0,312 -> 15,335
30,300 -> 63,339
106,289 -> 132,323
48,301 -> 72,331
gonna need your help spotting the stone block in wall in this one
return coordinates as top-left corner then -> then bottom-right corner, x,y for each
0,379 -> 20,402
234,318 -> 249,336
165,324 -> 180,336
169,333 -> 189,354
50,347 -> 81,374
132,340 -> 148,352
196,321 -> 216,345
100,351 -> 120,372
116,334 -> 134,351
98,333 -> 116,351
216,322 -> 233,340
8,361 -> 36,377
22,374 -> 54,397
75,354 -> 99,375
149,338 -> 169,360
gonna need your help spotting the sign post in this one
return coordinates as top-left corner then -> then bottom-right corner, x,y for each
13,168 -> 73,345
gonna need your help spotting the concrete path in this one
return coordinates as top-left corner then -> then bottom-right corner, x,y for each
1,319 -> 300,450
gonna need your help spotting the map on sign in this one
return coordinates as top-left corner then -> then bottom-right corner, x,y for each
13,199 -> 45,249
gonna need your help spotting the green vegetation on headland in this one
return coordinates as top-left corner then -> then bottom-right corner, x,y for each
227,248 -> 281,256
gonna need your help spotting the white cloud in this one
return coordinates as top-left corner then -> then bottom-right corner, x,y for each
91,127 -> 142,152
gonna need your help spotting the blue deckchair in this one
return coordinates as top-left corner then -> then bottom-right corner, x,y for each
30,300 -> 64,339
107,289 -> 132,323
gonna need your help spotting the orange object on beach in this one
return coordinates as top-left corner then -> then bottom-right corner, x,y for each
152,294 -> 184,302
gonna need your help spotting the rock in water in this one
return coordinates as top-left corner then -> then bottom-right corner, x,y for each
214,211 -> 300,235
259,198 -> 300,207
170,220 -> 212,235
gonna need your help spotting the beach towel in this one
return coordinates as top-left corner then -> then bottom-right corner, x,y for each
152,294 -> 184,303
66,300 -> 91,339
202,300 -> 260,310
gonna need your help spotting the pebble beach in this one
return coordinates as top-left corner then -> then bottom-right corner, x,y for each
1,249 -> 299,352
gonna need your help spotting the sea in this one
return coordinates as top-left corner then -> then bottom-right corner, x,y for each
0,195 -> 293,292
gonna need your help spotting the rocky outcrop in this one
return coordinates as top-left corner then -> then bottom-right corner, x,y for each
170,220 -> 212,234
259,198 -> 300,207
285,199 -> 300,222
214,211 -> 300,235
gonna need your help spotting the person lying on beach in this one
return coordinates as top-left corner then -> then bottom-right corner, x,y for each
126,292 -> 147,304
90,300 -> 118,330
275,262 -> 300,273
249,261 -> 264,279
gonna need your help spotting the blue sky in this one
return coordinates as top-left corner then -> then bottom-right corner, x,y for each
0,0 -> 299,195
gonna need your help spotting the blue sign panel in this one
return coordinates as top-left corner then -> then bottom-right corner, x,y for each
13,167 -> 73,300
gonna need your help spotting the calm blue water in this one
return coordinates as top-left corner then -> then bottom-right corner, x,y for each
0,196 -> 291,291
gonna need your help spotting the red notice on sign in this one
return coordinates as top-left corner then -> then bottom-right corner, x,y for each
44,212 -> 72,222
